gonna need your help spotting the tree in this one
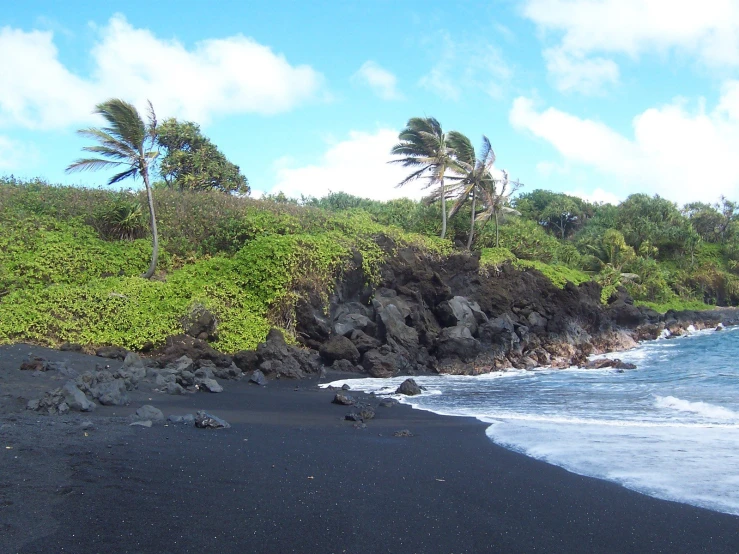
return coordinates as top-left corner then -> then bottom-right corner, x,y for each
390,117 -> 455,239
476,169 -> 522,248
66,98 -> 160,279
446,132 -> 496,249
616,194 -> 685,255
515,189 -> 592,239
156,119 -> 249,195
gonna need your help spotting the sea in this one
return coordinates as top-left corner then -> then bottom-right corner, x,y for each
325,325 -> 739,516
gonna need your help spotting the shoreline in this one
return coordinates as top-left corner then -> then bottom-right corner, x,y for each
2,345 -> 739,553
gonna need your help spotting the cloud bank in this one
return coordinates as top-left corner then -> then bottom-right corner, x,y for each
0,14 -> 325,129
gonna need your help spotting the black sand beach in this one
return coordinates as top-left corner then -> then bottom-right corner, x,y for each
2,344 -> 739,554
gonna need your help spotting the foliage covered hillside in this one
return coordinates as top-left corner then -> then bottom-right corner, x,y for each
288,189 -> 739,311
1,176 -> 736,352
0,178 -> 448,352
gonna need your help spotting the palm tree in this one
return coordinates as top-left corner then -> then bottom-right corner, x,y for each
390,117 -> 455,239
477,170 -> 522,248
446,133 -> 496,249
67,99 -> 160,279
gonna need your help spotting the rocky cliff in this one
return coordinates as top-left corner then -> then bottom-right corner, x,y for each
153,247 -> 739,379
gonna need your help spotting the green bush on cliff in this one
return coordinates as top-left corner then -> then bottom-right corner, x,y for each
513,259 -> 591,289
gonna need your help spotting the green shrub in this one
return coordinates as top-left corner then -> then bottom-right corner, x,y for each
479,247 -> 516,270
513,259 -> 591,289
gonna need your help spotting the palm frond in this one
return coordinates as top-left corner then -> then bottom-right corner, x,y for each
395,167 -> 430,187
82,145 -> 132,161
108,167 -> 139,185
77,128 -> 139,159
94,99 -> 146,149
447,131 -> 475,166
66,157 -> 122,173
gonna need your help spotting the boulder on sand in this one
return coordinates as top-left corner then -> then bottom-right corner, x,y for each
62,381 -> 96,412
194,411 -> 230,429
396,378 -> 422,396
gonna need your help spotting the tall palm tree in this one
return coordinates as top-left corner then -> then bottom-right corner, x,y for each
390,117 -> 455,239
446,133 -> 496,249
67,99 -> 160,279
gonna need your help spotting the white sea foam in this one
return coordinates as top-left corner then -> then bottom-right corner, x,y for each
654,395 -> 739,421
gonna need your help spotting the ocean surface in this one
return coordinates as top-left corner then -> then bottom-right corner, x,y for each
325,326 -> 739,516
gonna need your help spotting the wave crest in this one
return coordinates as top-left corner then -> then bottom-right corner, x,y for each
654,395 -> 739,421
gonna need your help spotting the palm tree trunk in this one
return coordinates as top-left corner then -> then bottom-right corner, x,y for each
467,189 -> 476,249
140,167 -> 159,279
440,177 -> 447,239
495,210 -> 500,248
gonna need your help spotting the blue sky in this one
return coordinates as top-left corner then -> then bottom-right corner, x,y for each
3,0 -> 739,205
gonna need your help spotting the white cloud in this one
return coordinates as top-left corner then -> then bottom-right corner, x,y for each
270,129 -> 432,201
0,136 -> 39,170
543,47 -> 619,94
351,61 -> 402,100
566,188 -> 622,205
523,0 -> 739,92
510,86 -> 739,204
418,32 -> 511,100
0,14 -> 325,129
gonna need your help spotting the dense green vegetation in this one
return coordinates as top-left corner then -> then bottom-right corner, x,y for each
1,175 -> 735,352
297,187 -> 739,309
0,178 -> 448,352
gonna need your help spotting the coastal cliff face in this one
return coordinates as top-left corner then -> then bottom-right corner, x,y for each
150,246 -> 738,380
267,247 -> 734,378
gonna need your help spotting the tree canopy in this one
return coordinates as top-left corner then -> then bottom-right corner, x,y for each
157,119 -> 249,195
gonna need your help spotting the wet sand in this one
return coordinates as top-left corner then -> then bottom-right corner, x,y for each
2,344 -> 739,553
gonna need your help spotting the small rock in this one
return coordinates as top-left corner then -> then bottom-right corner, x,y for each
353,422 -> 367,430
716,323 -> 725,331
80,420 -> 94,430
196,378 -> 223,393
393,429 -> 413,437
20,357 -> 46,372
130,420 -> 153,428
57,402 -> 70,415
341,384 -> 351,391
249,370 -> 268,386
26,399 -> 40,411
345,413 -> 363,422
332,393 -> 355,406
96,346 -> 128,360
378,398 -> 398,408
194,410 -> 230,429
134,405 -> 164,422
359,407 -> 375,421
396,378 -> 422,396
166,382 -> 185,395
90,379 -> 129,406
62,381 -> 96,412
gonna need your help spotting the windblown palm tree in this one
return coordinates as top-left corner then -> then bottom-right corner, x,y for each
477,169 -> 522,248
390,117 -> 455,239
446,133 -> 496,249
66,99 -> 160,279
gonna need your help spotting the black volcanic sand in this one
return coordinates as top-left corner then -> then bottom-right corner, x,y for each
2,345 -> 739,553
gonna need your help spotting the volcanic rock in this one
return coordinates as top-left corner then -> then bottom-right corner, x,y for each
396,378 -> 422,396
320,335 -> 361,364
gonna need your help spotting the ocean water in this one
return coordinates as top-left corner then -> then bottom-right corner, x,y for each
324,326 -> 739,516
